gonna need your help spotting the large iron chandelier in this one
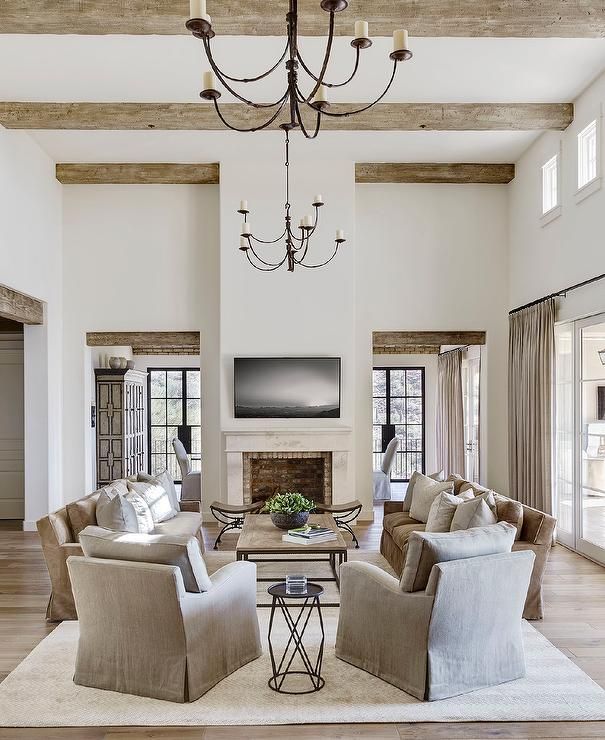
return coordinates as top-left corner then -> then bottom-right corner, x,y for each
187,0 -> 413,137
237,129 -> 345,272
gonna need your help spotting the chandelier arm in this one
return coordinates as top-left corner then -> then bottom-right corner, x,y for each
296,45 -> 361,89
303,11 -> 336,104
204,37 -> 290,83
249,228 -> 288,245
246,249 -> 289,271
294,242 -> 340,268
212,96 -> 288,133
306,61 -> 398,118
203,37 -> 287,109
294,103 -> 321,140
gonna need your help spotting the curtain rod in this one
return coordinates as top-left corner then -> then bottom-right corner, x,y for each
439,344 -> 470,357
509,272 -> 605,316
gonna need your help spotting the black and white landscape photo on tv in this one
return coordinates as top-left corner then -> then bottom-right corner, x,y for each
234,357 -> 341,418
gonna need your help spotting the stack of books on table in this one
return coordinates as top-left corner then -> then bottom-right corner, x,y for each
282,524 -> 338,545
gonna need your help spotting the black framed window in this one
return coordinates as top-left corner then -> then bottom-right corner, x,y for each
373,367 -> 425,482
148,368 -> 201,482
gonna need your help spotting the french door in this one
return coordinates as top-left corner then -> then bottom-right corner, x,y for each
462,352 -> 481,483
147,368 -> 201,483
555,313 -> 605,565
372,367 -> 425,482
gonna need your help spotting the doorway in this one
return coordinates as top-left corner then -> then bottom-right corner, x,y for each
555,313 -> 605,565
0,318 -> 24,520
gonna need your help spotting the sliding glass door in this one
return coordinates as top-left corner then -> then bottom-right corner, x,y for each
555,313 -> 605,564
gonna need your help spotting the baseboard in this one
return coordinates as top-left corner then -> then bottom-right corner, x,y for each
22,520 -> 37,532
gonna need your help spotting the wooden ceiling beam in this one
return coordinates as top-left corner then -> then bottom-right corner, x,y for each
373,331 -> 487,351
356,163 -> 515,184
0,1 -> 603,37
86,331 -> 200,354
56,163 -> 219,185
0,102 -> 573,132
0,284 -> 43,325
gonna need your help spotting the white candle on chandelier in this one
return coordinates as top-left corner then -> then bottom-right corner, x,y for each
239,199 -> 248,212
190,0 -> 208,19
299,218 -> 305,229
313,194 -> 323,205
354,20 -> 369,39
241,221 -> 251,235
240,236 -> 248,248
313,85 -> 328,104
203,70 -> 217,91
303,215 -> 313,227
393,29 -> 409,52
336,229 -> 345,240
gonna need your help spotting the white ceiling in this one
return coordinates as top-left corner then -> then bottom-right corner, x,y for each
2,34 -> 605,163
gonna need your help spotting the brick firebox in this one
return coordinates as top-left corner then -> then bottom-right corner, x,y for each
242,451 -> 332,507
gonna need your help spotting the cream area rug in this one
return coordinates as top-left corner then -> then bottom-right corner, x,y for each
1,552 -> 605,726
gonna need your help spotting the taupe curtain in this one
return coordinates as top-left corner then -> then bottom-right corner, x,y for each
508,298 -> 555,513
436,349 -> 465,477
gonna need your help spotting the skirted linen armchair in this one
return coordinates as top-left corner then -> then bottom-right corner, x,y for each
67,556 -> 262,702
336,524 -> 535,701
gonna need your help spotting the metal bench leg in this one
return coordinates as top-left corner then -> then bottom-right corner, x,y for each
214,519 -> 243,550
336,519 -> 359,549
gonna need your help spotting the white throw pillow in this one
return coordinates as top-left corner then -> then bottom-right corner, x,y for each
425,490 -> 474,533
450,497 -> 497,532
403,470 -> 447,511
137,469 -> 179,512
96,487 -> 139,533
124,490 -> 155,533
128,481 -> 177,524
409,473 -> 455,523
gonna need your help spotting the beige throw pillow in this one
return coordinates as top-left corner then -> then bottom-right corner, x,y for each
137,469 -> 179,512
425,490 -> 475,533
494,493 -> 524,540
450,496 -> 497,532
409,474 -> 455,524
400,522 -> 517,592
128,481 -> 178,524
403,470 -> 447,511
79,526 -> 212,593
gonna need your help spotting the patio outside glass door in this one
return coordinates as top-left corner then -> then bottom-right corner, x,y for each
555,313 -> 605,564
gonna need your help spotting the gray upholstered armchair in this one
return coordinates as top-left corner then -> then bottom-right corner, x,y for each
336,523 -> 535,701
67,552 -> 261,702
172,437 -> 201,501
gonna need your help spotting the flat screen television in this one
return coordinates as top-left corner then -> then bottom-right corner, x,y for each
234,357 -> 341,419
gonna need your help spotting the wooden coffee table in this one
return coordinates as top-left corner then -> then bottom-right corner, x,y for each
236,513 -> 348,606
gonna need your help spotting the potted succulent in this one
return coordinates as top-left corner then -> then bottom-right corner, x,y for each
263,491 -> 316,530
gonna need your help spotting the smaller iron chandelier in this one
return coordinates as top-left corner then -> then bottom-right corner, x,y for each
187,0 -> 412,138
238,130 -> 345,272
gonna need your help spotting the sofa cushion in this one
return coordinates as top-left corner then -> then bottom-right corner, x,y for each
391,522 -> 426,551
425,490 -> 474,533
79,525 -> 211,593
494,493 -> 524,541
137,469 -> 179,512
383,511 -> 420,536
128,481 -> 178,524
450,496 -> 497,532
400,522 -> 516,593
403,470 -> 447,511
446,474 -> 467,495
152,511 -> 202,539
409,474 -> 455,523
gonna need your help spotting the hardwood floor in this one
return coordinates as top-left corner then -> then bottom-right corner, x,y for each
1,511 -> 604,739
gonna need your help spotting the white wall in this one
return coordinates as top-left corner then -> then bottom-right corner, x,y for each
61,184 -> 220,506
509,69 -> 605,316
0,129 -> 63,527
372,354 -> 439,474
357,184 -> 510,494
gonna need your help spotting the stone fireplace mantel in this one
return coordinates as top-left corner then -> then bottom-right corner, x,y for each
223,428 -> 353,506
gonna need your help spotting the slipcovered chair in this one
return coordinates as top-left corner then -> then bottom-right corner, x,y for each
373,436 -> 399,501
67,540 -> 261,703
336,523 -> 535,701
172,437 -> 201,501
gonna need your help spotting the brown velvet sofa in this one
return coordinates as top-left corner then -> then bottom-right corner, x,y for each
380,478 -> 556,620
37,484 -> 203,622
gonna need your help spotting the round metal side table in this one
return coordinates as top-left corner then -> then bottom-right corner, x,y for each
267,582 -> 325,694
